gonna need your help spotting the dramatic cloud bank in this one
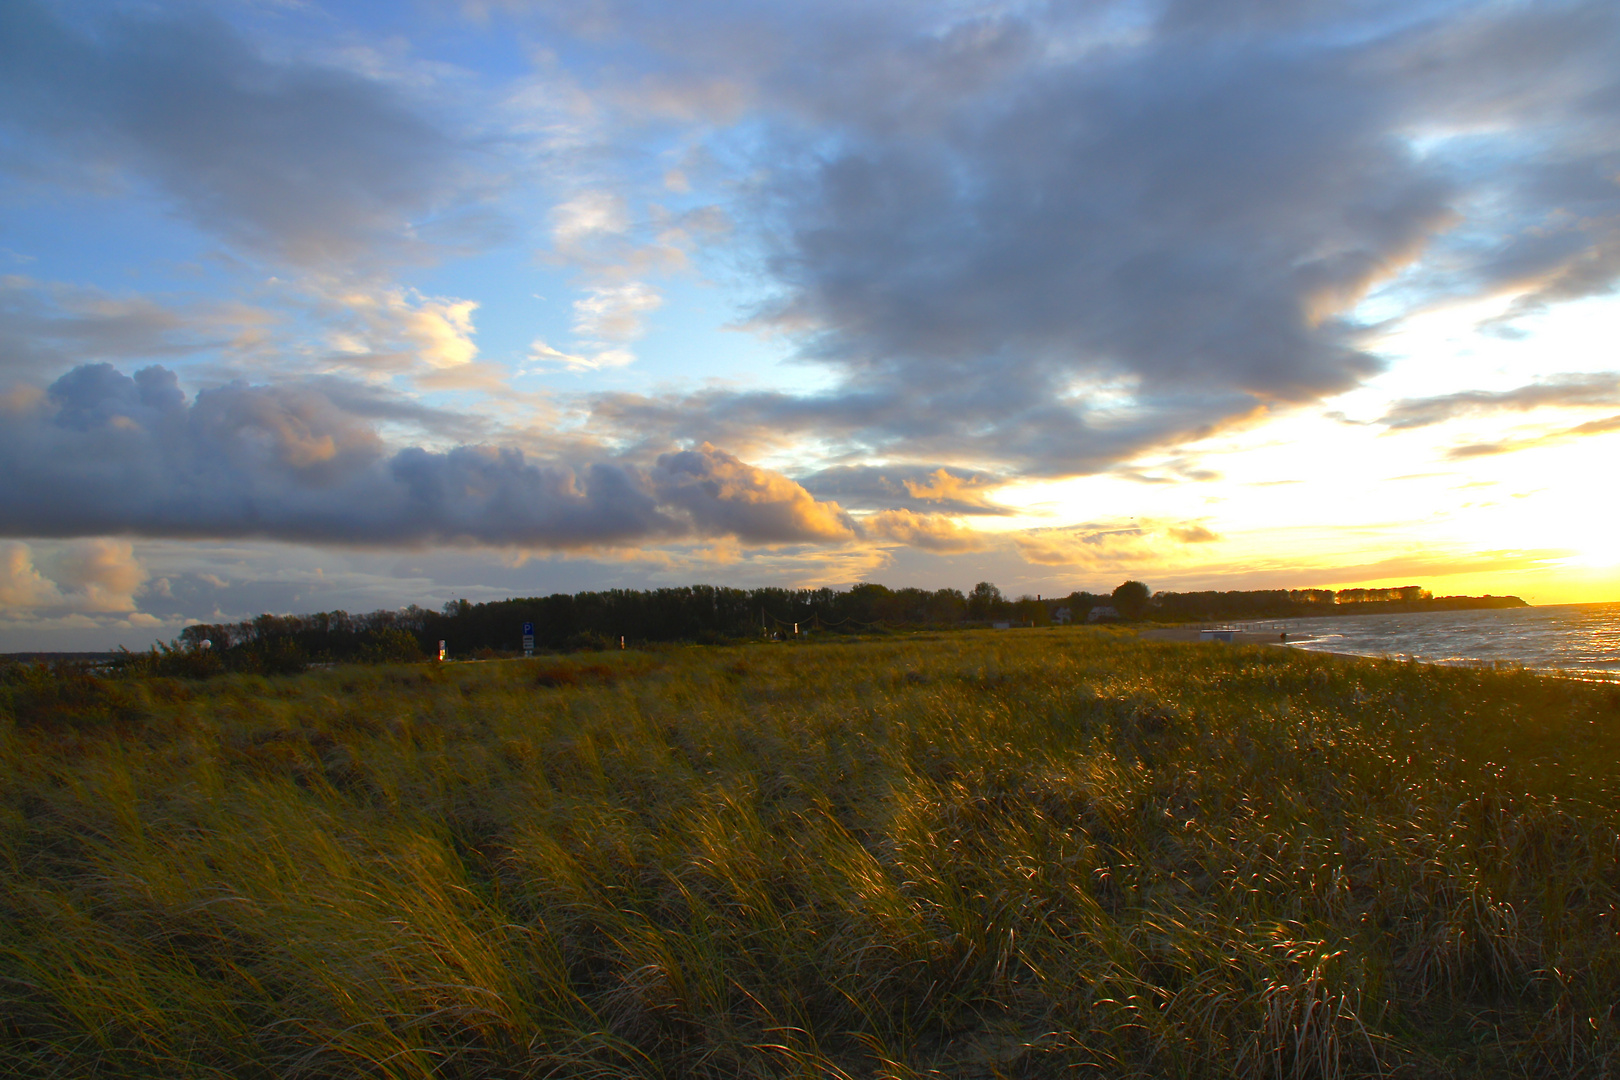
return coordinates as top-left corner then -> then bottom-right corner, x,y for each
0,365 -> 854,549
545,0 -> 1620,473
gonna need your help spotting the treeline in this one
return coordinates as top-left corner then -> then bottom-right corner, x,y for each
1148,586 -> 1528,622
89,579 -> 1529,678
170,583 -> 1035,667
131,581 -> 1112,674
114,609 -> 429,678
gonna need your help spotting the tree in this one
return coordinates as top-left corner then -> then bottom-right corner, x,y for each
1014,596 -> 1050,626
967,581 -> 1004,621
1111,580 -> 1151,620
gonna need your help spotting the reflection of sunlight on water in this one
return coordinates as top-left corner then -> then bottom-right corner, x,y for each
1273,603 -> 1620,678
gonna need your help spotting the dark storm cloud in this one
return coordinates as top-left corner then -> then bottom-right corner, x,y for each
0,1 -> 487,268
532,0 -> 1620,476
0,365 -> 853,548
1380,374 -> 1620,429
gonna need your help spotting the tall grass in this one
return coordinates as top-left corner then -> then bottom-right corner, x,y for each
2,631 -> 1618,1077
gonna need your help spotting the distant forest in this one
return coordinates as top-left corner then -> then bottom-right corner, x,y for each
114,580 -> 1528,674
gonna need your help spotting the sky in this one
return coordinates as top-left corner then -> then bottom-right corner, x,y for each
1,0 -> 1618,650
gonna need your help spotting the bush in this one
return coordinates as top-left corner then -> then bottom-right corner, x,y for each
0,663 -> 146,729
237,638 -> 309,676
357,628 -> 425,664
113,642 -> 224,680
565,629 -> 614,652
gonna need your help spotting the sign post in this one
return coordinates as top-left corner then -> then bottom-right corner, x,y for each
437,640 -> 446,662
522,621 -> 535,658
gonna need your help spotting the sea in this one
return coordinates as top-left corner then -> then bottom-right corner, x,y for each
1235,603 -> 1620,680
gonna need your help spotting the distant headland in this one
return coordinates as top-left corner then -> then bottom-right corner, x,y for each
1144,585 -> 1529,624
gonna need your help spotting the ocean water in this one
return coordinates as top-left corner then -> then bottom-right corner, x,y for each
1242,603 -> 1620,679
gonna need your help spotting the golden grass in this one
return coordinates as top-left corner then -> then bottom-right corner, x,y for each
2,630 -> 1618,1078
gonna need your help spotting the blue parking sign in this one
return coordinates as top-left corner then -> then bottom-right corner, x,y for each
522,622 -> 534,635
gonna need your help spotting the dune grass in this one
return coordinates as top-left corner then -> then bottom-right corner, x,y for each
3,629 -> 1619,1078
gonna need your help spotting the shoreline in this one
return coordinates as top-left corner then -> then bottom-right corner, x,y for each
1137,626 -> 1293,647
1136,626 -> 1618,682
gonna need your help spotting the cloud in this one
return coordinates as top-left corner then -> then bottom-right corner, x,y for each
386,446 -> 674,546
0,0 -> 490,269
0,538 -> 147,613
1445,413 -> 1620,459
1016,526 -> 1154,570
1168,524 -> 1221,544
0,541 -> 60,609
862,509 -> 986,553
592,382 -> 1263,477
536,186 -> 685,372
0,275 -> 274,380
5,0 -> 1619,592
901,469 -> 1007,513
651,443 -> 856,544
1374,5 -> 1620,322
572,281 -> 663,342
552,191 -> 632,247
512,0 -> 1620,480
1015,519 -> 1222,569
799,464 -> 1010,515
1380,373 -> 1620,429
527,281 -> 662,372
528,340 -> 606,372
309,286 -> 486,375
295,377 -> 492,443
403,299 -> 480,369
0,274 -> 497,395
50,539 -> 148,612
0,364 -> 859,550
320,288 -> 483,372
554,1 -> 1458,471
746,27 -> 1455,469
